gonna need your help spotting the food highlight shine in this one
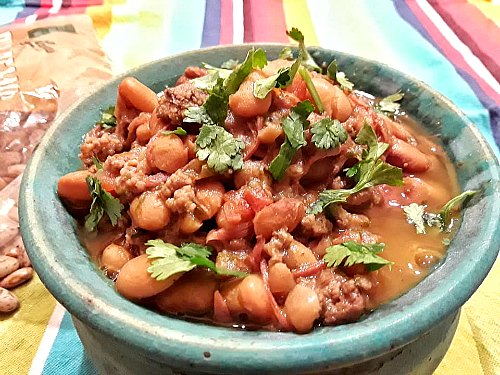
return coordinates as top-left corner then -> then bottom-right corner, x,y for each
56,28 -> 475,333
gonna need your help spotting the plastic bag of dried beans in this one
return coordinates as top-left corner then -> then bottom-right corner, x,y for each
0,14 -> 113,190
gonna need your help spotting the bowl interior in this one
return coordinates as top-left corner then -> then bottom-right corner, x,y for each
19,45 -> 500,372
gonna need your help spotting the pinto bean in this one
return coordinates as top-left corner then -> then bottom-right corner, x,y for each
115,254 -> 181,300
238,274 -> 273,322
284,284 -> 321,333
194,181 -> 225,220
129,191 -> 170,231
257,123 -> 283,144
57,170 -> 92,202
268,262 -> 296,295
155,270 -> 218,315
135,123 -> 152,144
220,279 -> 246,317
0,255 -> 20,278
253,198 -> 305,239
0,287 -> 19,313
118,77 -> 158,113
148,134 -> 188,174
284,240 -> 317,269
178,212 -> 203,234
229,71 -> 272,117
386,138 -> 431,172
101,244 -> 132,274
0,267 -> 33,289
308,77 -> 352,121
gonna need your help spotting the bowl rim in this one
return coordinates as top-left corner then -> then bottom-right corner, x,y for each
19,43 -> 500,372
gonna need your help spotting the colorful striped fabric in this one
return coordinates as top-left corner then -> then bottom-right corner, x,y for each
0,1 -> 498,374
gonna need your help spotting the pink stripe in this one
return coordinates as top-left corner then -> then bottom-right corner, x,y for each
406,0 -> 500,102
219,0 -> 233,44
244,0 -> 288,43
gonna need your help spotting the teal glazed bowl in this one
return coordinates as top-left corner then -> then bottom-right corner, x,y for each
19,45 -> 500,374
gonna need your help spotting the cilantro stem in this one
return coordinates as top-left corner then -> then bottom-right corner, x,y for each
299,66 -> 323,113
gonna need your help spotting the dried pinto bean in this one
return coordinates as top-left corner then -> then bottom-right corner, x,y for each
0,267 -> 33,289
0,255 -> 20,278
0,287 -> 19,313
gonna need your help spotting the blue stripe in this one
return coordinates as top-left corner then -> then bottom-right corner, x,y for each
201,0 -> 221,47
0,5 -> 24,26
42,312 -> 98,375
394,0 -> 500,152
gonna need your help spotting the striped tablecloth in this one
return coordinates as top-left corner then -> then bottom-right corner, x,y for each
0,1 -> 499,374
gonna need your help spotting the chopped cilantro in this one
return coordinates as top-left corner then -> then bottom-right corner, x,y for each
308,123 -> 403,214
269,101 -> 314,180
323,242 -> 393,271
299,66 -> 324,113
146,239 -> 247,281
220,59 -> 239,69
326,60 -> 338,80
336,71 -> 354,91
85,176 -> 123,231
195,124 -> 245,173
253,58 -> 301,99
162,127 -> 187,136
91,156 -> 103,170
96,106 -> 116,129
377,92 -> 404,115
311,118 -> 348,149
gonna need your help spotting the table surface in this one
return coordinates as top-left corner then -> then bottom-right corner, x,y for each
0,1 -> 498,374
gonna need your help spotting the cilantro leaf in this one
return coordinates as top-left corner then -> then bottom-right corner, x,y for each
200,63 -> 233,78
85,176 -> 123,231
268,101 -> 314,180
377,92 -> 404,114
327,60 -> 338,80
279,47 -> 294,60
311,118 -> 348,149
287,27 -> 321,72
204,77 -> 230,126
191,71 -> 223,91
183,106 -> 214,125
195,124 -> 245,173
299,66 -> 324,113
336,71 -> 354,91
323,242 -> 393,271
308,123 -> 403,214
224,48 -> 267,95
220,59 -> 239,70
162,127 -> 187,136
146,239 -> 247,281
97,106 -> 116,129
439,190 -> 477,228
402,203 -> 427,234
253,53 -> 302,99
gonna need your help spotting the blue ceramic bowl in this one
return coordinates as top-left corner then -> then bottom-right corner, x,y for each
19,45 -> 500,374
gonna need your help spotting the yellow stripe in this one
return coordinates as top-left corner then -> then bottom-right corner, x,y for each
0,274 -> 57,374
282,0 -> 319,46
468,0 -> 500,26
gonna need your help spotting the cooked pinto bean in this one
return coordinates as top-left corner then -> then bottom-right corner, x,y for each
220,279 -> 246,317
238,274 -> 273,322
308,77 -> 352,121
101,244 -> 132,274
116,254 -> 182,299
130,191 -> 170,231
179,212 -> 203,234
234,160 -> 271,188
386,138 -> 431,172
57,170 -> 92,202
253,199 -> 305,239
268,262 -> 296,295
148,134 -> 188,173
155,270 -> 218,315
284,284 -> 321,333
194,181 -> 225,220
283,240 -> 317,269
118,77 -> 158,113
229,71 -> 272,117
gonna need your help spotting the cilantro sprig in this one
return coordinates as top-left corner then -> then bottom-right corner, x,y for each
310,118 -> 348,149
326,59 -> 354,91
96,106 -> 116,129
403,190 -> 477,234
269,101 -> 315,180
287,28 -> 321,72
146,239 -> 247,281
85,176 -> 123,231
308,123 -> 403,214
195,124 -> 245,173
253,57 -> 301,99
323,242 -> 393,271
